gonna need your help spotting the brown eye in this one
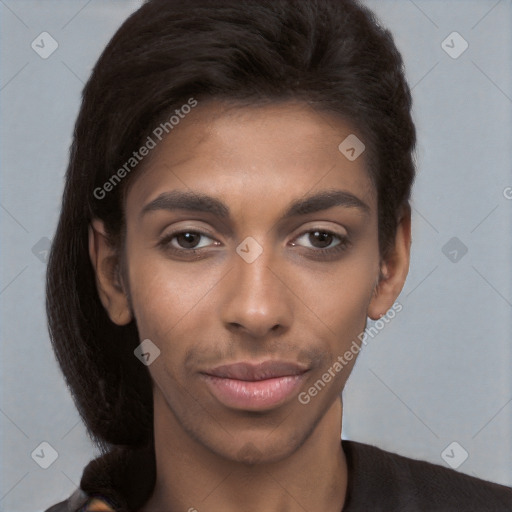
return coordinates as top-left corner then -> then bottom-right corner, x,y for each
174,232 -> 203,249
290,229 -> 351,262
308,231 -> 336,249
159,230 -> 218,251
293,230 -> 343,250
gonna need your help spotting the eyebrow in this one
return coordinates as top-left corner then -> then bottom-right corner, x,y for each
140,189 -> 370,220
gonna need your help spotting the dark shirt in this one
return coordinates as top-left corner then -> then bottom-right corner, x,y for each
45,440 -> 512,511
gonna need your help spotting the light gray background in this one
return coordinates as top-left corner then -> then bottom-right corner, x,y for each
1,1 -> 511,511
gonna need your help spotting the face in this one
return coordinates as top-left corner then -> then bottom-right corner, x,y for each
98,101 -> 396,464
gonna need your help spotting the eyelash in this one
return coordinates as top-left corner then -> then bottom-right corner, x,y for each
157,229 -> 351,260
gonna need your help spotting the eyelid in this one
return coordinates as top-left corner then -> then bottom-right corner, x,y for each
291,229 -> 346,248
157,220 -> 350,251
289,222 -> 348,241
159,228 -> 220,245
158,219 -> 218,237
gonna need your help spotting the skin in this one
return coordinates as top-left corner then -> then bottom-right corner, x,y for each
89,102 -> 411,512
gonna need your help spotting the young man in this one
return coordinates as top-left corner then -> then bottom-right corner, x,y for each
45,0 -> 512,510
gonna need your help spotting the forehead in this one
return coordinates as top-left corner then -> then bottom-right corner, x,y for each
125,101 -> 376,214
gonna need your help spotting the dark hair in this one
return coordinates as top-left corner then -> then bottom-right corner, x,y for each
46,0 -> 416,451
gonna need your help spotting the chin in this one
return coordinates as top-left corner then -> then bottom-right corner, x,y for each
212,427 -> 309,466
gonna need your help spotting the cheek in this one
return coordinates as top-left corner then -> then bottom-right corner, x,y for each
295,252 -> 379,339
125,248 -> 224,346
124,226 -> 379,361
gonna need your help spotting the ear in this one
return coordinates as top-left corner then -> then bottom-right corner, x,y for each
88,219 -> 133,326
368,204 -> 411,320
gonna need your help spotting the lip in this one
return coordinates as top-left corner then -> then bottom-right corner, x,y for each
205,361 -> 309,381
201,360 -> 309,410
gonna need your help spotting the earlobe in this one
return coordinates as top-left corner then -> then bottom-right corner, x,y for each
88,219 -> 133,326
367,205 -> 411,321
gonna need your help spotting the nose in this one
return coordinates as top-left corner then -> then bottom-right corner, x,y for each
219,243 -> 293,339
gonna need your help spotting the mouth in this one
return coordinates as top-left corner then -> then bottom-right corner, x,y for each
201,360 -> 309,411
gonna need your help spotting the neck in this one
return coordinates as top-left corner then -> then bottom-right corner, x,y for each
142,390 -> 347,512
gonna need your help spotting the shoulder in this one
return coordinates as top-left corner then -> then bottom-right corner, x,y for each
44,502 -> 68,512
43,445 -> 155,512
342,440 -> 512,511
44,489 -> 90,512
44,492 -> 115,512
